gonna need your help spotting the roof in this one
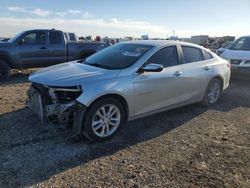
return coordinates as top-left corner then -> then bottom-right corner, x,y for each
23,29 -> 62,33
240,35 -> 250,38
123,40 -> 204,48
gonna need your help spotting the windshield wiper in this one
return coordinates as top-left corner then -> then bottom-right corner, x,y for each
78,59 -> 116,70
77,59 -> 86,63
86,63 -> 113,69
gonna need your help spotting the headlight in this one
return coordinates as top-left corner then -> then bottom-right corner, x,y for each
230,60 -> 242,65
45,85 -> 82,92
46,85 -> 83,103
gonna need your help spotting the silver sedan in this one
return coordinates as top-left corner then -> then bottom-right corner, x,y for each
28,40 -> 231,141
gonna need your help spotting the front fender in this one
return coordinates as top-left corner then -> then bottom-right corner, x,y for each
0,51 -> 15,68
76,77 -> 134,115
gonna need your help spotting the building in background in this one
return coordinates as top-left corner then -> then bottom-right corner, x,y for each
180,38 -> 192,43
191,35 -> 209,45
141,35 -> 149,40
206,36 -> 235,49
0,37 -> 10,42
169,36 -> 179,41
124,36 -> 134,41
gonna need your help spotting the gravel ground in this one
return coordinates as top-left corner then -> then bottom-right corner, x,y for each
0,71 -> 249,188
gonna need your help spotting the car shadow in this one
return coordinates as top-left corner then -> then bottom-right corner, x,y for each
0,104 -> 208,187
0,79 -> 249,187
212,78 -> 250,112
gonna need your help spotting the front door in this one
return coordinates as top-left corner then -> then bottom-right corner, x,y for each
15,31 -> 51,68
133,46 -> 185,116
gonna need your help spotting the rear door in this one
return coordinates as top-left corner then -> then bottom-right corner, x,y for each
47,31 -> 67,64
133,45 -> 186,116
15,31 -> 50,68
179,46 -> 214,102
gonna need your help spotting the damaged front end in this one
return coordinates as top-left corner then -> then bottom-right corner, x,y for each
27,83 -> 86,134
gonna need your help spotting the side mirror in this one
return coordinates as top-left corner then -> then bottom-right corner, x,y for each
17,39 -> 24,45
139,63 -> 163,73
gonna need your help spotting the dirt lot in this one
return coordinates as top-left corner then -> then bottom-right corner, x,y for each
0,72 -> 249,188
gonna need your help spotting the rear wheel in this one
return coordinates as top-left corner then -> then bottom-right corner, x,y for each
0,60 -> 11,81
83,98 -> 125,142
202,78 -> 222,106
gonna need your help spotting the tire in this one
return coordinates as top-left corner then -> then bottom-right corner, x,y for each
202,78 -> 222,107
82,98 -> 125,142
0,60 -> 11,81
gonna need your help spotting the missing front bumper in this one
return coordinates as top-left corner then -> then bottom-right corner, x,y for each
45,101 -> 77,124
28,86 -> 44,121
27,86 -> 86,134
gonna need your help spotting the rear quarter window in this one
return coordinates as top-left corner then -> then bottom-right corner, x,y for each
203,50 -> 214,60
182,46 -> 204,63
49,31 -> 62,44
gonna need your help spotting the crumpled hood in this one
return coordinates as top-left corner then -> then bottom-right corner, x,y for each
29,61 -> 120,87
222,49 -> 250,60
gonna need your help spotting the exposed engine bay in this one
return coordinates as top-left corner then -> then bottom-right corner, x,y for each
27,83 -> 86,134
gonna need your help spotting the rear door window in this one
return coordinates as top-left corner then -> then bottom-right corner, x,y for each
147,46 -> 179,68
182,46 -> 204,63
49,31 -> 62,44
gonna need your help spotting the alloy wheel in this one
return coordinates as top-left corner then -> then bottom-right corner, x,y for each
91,104 -> 121,137
207,82 -> 220,104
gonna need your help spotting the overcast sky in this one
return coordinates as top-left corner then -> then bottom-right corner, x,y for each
0,0 -> 250,38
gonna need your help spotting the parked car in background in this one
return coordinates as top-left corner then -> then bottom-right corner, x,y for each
28,40 -> 231,141
0,38 -> 10,42
0,29 -> 108,80
220,36 -> 250,76
64,32 -> 78,43
216,41 -> 233,56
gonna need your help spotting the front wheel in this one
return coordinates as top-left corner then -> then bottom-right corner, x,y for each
0,60 -> 11,81
202,78 -> 222,106
82,98 -> 125,142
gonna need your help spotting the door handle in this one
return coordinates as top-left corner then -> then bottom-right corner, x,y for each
173,71 -> 183,77
203,66 -> 211,71
40,46 -> 47,50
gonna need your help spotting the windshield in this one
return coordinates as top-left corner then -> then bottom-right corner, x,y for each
85,43 -> 153,70
8,31 -> 26,43
231,37 -> 250,51
222,42 -> 233,49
